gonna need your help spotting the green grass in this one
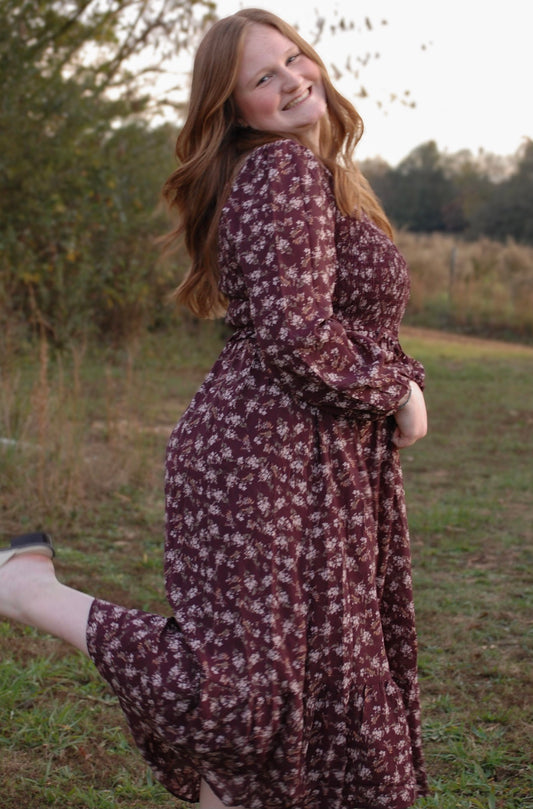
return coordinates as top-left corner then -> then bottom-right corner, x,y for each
400,328 -> 533,809
1,323 -> 532,808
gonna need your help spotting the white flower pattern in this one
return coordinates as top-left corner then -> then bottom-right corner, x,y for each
86,140 -> 428,808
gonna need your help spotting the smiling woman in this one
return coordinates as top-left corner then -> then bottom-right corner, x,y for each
233,24 -> 327,150
1,8 -> 429,809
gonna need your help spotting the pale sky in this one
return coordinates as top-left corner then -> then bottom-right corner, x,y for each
164,0 -> 532,166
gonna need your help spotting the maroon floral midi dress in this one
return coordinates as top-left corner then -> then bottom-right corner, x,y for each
86,139 -> 429,809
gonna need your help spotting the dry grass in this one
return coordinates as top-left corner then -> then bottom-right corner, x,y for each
0,322 -> 224,536
398,232 -> 533,341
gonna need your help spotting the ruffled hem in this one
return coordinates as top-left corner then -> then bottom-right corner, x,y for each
86,599 -> 428,808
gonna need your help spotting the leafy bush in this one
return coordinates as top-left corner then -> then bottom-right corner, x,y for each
0,0 -> 206,346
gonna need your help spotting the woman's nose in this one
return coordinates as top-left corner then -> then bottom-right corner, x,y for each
280,68 -> 301,91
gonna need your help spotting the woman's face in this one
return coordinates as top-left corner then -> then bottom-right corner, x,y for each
233,24 -> 327,150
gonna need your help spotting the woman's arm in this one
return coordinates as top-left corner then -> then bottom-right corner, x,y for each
223,140 -> 415,418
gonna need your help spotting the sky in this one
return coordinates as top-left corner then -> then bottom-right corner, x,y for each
161,0 -> 533,167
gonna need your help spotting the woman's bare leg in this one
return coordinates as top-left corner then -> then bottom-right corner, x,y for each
199,779 -> 244,809
1,558 -> 247,808
0,554 -> 93,654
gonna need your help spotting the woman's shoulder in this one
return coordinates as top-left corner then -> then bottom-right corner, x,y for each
230,138 -> 330,197
220,140 -> 333,233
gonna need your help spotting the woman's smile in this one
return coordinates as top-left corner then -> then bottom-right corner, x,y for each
283,87 -> 312,110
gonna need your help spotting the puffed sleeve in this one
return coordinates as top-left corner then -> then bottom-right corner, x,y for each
222,140 -> 413,418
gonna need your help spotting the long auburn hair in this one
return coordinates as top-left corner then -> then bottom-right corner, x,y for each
162,8 -> 393,319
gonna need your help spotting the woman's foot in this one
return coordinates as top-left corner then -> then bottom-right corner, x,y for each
0,552 -> 57,623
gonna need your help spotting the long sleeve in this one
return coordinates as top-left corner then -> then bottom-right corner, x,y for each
220,140 -> 417,418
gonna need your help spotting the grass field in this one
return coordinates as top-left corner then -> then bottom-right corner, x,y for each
1,323 -> 532,808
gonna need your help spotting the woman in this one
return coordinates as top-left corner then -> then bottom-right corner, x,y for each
0,9 -> 428,809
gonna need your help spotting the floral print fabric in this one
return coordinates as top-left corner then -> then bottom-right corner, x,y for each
87,139 -> 428,808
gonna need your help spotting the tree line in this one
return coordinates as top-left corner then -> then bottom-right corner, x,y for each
1,1 -> 531,348
362,139 -> 533,243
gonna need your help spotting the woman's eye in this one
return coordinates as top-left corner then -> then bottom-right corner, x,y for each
257,74 -> 271,86
287,52 -> 301,64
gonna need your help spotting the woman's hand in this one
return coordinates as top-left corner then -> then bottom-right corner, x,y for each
392,381 -> 428,448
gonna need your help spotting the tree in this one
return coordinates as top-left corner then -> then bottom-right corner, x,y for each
440,150 -> 494,229
386,142 -> 461,233
471,140 -> 533,244
0,0 -> 213,344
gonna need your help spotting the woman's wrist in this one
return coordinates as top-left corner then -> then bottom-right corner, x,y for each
396,382 -> 412,411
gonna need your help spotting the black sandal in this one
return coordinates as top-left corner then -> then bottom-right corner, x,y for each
0,532 -> 55,568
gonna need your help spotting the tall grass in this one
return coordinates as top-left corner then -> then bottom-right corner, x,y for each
0,320 -> 225,535
2,233 -> 533,353
399,233 -> 533,341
